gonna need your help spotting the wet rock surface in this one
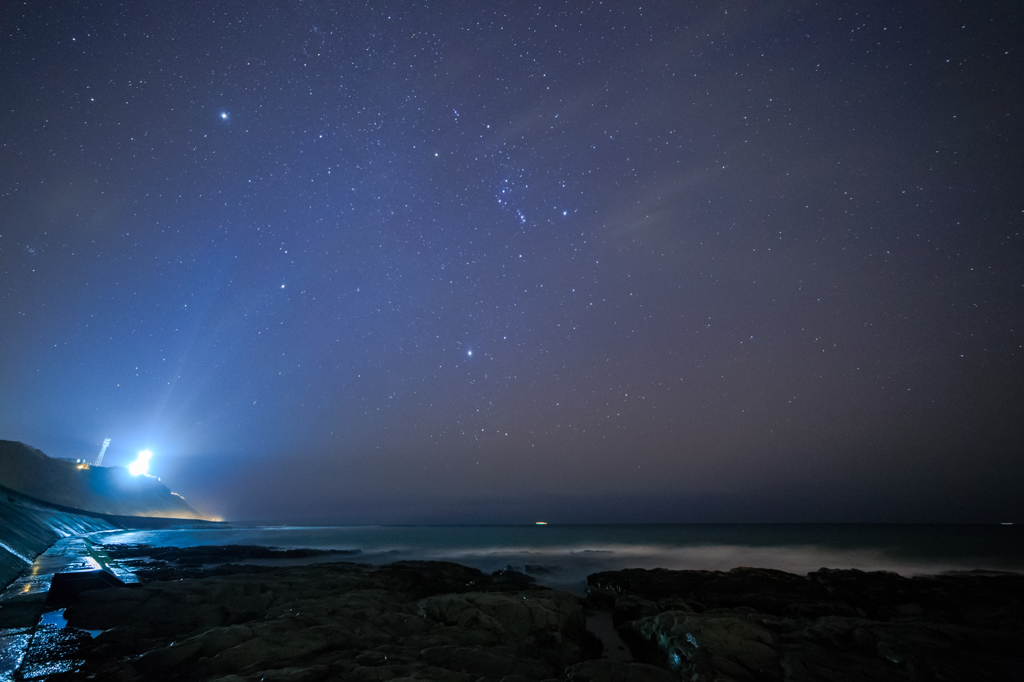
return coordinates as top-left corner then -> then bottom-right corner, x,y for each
0,486 -> 119,591
589,566 -> 1024,681
30,547 -> 1024,682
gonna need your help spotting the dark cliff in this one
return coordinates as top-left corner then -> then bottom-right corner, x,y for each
0,440 -> 206,520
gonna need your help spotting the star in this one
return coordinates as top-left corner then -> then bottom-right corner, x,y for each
2,0 -> 1017,527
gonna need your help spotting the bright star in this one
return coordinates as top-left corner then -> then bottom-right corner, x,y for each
467,350 -> 473,357
220,112 -> 229,120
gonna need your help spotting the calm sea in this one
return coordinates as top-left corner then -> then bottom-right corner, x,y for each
98,524 -> 1023,594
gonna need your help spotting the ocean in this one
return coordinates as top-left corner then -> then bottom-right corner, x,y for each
97,523 -> 1024,595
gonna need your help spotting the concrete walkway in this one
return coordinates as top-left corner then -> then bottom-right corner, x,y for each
0,533 -> 137,681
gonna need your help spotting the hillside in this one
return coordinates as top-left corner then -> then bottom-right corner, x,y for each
0,440 -> 206,520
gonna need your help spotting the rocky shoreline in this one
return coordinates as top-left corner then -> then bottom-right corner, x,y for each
3,543 -> 1020,681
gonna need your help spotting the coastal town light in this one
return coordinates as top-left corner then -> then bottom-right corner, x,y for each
129,450 -> 153,476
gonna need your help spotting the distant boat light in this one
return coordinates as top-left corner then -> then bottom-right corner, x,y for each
129,450 -> 153,476
535,521 -> 548,525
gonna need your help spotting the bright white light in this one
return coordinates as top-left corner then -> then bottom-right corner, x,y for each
220,112 -> 229,120
467,350 -> 472,357
129,450 -> 153,476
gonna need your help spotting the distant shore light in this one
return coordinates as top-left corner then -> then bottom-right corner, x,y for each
129,450 -> 153,476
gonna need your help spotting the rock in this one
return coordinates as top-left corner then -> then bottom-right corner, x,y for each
608,594 -> 660,626
565,659 -> 679,682
421,590 -> 584,642
591,566 -> 1024,682
420,645 -> 553,679
632,610 -> 780,681
50,546 -> 1024,682
61,551 -> 598,682
590,566 -> 839,617
254,664 -> 331,681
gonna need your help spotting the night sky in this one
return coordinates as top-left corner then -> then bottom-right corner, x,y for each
2,1 -> 1022,524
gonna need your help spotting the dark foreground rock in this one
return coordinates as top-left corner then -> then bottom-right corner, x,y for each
31,547 -> 1024,682
588,566 -> 1024,681
59,548 -> 601,681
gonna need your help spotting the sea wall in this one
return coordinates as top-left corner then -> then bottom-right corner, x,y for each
0,485 -> 119,591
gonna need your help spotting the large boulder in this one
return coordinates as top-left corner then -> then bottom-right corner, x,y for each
633,611 -> 780,681
593,566 -> 1024,682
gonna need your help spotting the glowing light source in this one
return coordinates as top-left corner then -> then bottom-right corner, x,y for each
129,450 -> 153,476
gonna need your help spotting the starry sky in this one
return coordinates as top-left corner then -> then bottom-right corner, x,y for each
2,1 -> 1022,524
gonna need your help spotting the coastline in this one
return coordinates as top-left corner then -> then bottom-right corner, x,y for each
0,485 -> 223,681
90,522 -> 1024,599
0,483 -> 219,593
3,540 -> 1022,681
2,480 -> 1022,682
